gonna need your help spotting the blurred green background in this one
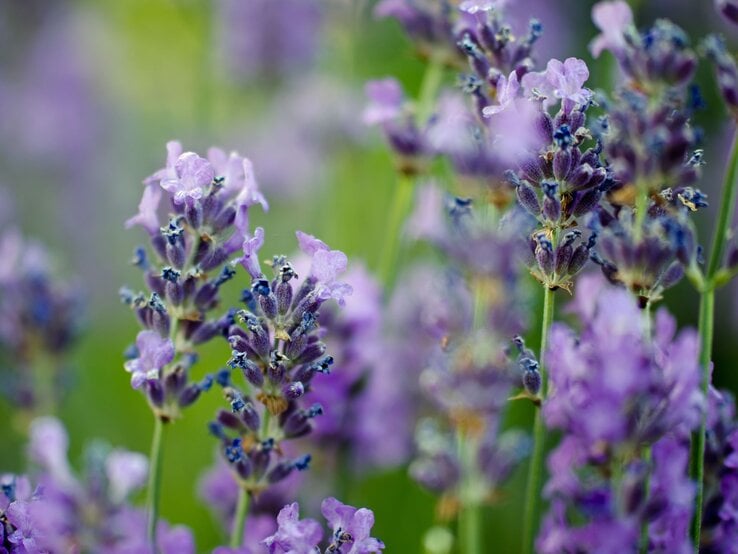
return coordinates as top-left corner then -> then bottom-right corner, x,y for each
0,0 -> 737,551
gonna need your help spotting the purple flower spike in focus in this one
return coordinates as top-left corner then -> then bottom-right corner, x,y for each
589,0 -> 633,58
123,140 -> 268,419
124,330 -> 175,390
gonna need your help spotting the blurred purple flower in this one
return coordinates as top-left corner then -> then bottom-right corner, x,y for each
589,1 -> 633,58
123,330 -> 175,390
105,450 -> 149,504
716,0 -> 738,25
215,0 -> 323,82
363,79 -> 405,126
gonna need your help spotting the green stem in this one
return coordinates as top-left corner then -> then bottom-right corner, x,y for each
230,487 -> 250,548
417,55 -> 444,125
706,129 -> 738,278
147,417 -> 166,550
459,500 -> 481,554
378,173 -> 415,288
689,126 -> 738,551
689,289 -> 715,550
521,286 -> 556,554
639,446 -> 653,553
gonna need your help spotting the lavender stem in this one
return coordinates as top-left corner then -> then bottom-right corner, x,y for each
690,127 -> 738,550
147,416 -> 166,549
230,487 -> 250,548
522,285 -> 556,554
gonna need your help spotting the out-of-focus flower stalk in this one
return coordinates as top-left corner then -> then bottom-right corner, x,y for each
379,56 -> 445,287
230,487 -> 250,548
521,283 -> 555,554
147,415 -> 166,546
690,127 -> 738,549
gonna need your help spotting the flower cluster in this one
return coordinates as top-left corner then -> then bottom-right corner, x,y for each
207,230 -> 351,497
1,417 -> 194,554
0,229 -> 81,415
538,281 -> 702,552
121,141 -> 267,420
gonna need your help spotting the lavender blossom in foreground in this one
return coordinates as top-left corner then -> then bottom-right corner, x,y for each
121,141 -> 267,420
0,473 -> 42,553
207,230 -> 350,501
261,498 -> 384,553
0,229 -> 81,414
538,285 -> 702,553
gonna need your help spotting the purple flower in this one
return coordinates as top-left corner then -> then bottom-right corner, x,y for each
482,71 -> 521,117
521,58 -> 592,111
239,227 -> 266,279
105,450 -> 149,503
459,0 -> 505,14
406,182 -> 446,241
123,330 -> 175,389
160,151 -> 215,205
321,497 -> 384,553
208,147 -> 269,211
144,140 -> 182,187
28,417 -> 75,489
362,79 -> 404,126
263,502 -> 323,553
125,184 -> 162,235
589,1 -> 633,58
296,231 -> 352,306
716,0 -> 738,25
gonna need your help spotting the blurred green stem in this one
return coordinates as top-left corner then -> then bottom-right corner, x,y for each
231,488 -> 250,548
379,56 -> 445,288
690,127 -> 738,551
457,432 -> 481,554
147,417 -> 166,550
522,286 -> 556,554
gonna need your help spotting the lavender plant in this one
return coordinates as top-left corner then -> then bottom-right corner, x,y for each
122,140 -> 268,546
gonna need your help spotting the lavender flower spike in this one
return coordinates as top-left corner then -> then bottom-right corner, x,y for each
589,1 -> 633,58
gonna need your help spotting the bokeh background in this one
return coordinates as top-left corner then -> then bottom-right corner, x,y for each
0,0 -> 736,551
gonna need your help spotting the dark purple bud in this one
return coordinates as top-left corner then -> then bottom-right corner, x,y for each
235,459 -> 252,480
276,281 -> 293,316
242,360 -> 264,388
241,402 -> 260,432
717,0 -> 738,25
200,247 -> 228,272
567,244 -> 590,276
521,157 -> 544,183
151,234 -> 168,260
185,201 -> 203,229
283,382 -> 305,400
146,380 -> 165,407
553,149 -> 572,181
165,281 -> 184,306
516,182 -> 541,216
267,462 -> 294,484
178,384 -> 201,407
259,293 -> 278,320
523,368 -> 541,396
268,361 -> 286,385
164,367 -> 186,396
190,321 -> 219,345
145,273 -> 166,297
543,196 -> 561,223
284,334 -> 307,360
217,409 -> 244,430
293,342 -> 327,366
571,189 -> 601,218
569,163 -> 594,190
535,234 -> 554,275
659,261 -> 684,289
166,241 -> 186,269
193,238 -> 212,267
212,205 -> 236,233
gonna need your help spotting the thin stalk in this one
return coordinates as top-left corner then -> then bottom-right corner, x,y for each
639,446 -> 653,553
459,500 -> 481,554
689,289 -> 715,549
521,286 -> 556,554
457,431 -> 481,554
378,56 -> 445,288
230,487 -> 250,548
378,173 -> 414,287
147,416 -> 166,549
690,127 -> 738,550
